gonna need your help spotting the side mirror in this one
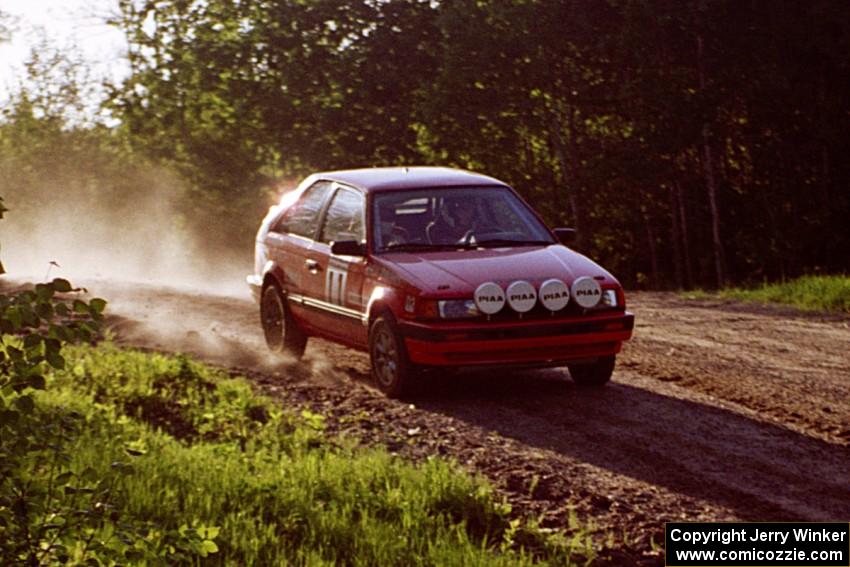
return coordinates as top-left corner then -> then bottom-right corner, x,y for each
331,240 -> 366,257
554,228 -> 577,245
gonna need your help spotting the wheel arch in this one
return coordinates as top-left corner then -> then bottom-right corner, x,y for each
261,263 -> 286,294
364,286 -> 402,328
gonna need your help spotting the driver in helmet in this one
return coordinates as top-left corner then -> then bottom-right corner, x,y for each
427,196 -> 479,245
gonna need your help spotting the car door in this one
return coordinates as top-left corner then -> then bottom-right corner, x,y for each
301,184 -> 368,347
265,180 -> 333,334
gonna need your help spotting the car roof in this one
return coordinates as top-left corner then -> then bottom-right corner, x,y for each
308,167 -> 509,193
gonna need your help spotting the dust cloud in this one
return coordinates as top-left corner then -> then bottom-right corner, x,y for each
100,282 -> 355,387
0,167 -> 256,297
0,163 -> 348,379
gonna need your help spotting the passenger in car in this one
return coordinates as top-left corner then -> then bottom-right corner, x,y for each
379,208 -> 411,248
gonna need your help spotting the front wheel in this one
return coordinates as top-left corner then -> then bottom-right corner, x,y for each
568,355 -> 615,387
369,315 -> 416,398
261,285 -> 307,359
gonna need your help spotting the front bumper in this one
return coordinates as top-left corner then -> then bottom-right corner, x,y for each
247,275 -> 262,303
399,311 -> 634,367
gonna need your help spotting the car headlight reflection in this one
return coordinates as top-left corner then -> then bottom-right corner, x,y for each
438,299 -> 480,319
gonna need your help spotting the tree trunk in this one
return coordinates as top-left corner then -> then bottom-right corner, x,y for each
697,33 -> 725,288
550,110 -> 581,242
675,181 -> 694,289
668,183 -> 684,289
644,211 -> 660,289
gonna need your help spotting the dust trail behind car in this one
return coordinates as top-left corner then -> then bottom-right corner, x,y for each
0,164 -> 263,296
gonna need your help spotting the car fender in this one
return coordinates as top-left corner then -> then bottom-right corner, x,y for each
261,261 -> 288,295
362,284 -> 405,327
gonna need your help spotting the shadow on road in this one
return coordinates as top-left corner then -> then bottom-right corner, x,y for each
412,368 -> 850,522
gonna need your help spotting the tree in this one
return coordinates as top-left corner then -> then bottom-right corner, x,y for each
104,0 -> 850,288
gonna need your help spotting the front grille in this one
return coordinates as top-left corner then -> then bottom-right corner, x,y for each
444,342 -> 617,362
402,313 -> 633,343
483,300 -> 594,322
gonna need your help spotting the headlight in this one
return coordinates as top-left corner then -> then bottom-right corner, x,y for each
599,289 -> 618,308
438,299 -> 480,319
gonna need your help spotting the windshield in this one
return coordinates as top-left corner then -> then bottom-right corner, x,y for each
372,186 -> 554,252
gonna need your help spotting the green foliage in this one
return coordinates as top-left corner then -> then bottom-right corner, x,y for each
105,0 -> 850,288
0,253 -> 589,564
36,344 -> 592,565
0,278 -> 233,565
719,275 -> 850,313
0,278 -> 102,415
7,1 -> 847,288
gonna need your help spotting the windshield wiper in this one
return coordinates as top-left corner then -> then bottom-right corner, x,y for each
476,239 -> 554,248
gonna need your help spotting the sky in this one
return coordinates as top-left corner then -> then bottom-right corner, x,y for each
0,0 -> 128,106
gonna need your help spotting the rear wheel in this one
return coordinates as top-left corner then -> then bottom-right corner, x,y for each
568,356 -> 615,387
261,284 -> 307,359
369,315 -> 416,398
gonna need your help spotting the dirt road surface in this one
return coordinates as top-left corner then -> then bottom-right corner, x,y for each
75,281 -> 850,563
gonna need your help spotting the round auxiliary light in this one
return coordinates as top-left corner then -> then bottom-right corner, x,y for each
474,282 -> 506,315
506,280 -> 537,313
539,278 -> 570,311
571,276 -> 602,309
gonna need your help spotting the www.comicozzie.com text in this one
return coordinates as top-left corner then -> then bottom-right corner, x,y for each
669,526 -> 848,546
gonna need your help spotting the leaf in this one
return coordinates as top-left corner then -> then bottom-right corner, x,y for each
7,308 -> 22,330
46,351 -> 65,370
73,300 -> 89,314
14,395 -> 34,414
200,540 -> 219,555
20,304 -> 39,327
35,283 -> 54,301
201,526 -> 220,540
35,302 -> 54,320
0,409 -> 19,426
28,374 -> 46,390
52,325 -> 74,342
44,338 -> 62,355
89,298 -> 107,314
55,471 -> 74,485
52,278 -> 73,292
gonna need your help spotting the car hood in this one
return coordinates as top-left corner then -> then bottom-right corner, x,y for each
376,245 -> 618,296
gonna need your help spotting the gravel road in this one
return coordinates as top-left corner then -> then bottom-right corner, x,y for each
85,282 -> 850,564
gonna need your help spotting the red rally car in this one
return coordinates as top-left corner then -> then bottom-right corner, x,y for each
247,167 -> 634,397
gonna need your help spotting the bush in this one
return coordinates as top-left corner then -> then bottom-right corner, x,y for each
720,275 -> 850,313
0,279 -> 217,564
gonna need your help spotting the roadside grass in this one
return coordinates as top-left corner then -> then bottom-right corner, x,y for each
30,343 -> 594,565
687,275 -> 850,313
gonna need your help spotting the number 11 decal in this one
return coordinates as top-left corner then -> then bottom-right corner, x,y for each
326,260 -> 348,306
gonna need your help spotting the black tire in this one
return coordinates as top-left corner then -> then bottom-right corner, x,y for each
261,284 -> 307,359
568,355 -> 615,387
369,315 -> 416,398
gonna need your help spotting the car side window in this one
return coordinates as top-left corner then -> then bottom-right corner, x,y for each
274,181 -> 333,238
319,187 -> 365,244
